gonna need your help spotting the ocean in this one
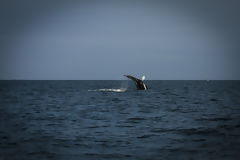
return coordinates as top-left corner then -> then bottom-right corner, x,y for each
0,80 -> 240,160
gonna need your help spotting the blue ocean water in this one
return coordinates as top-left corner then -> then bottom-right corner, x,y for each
0,80 -> 240,160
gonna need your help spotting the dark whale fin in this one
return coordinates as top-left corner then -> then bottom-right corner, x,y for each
124,75 -> 141,83
124,75 -> 148,90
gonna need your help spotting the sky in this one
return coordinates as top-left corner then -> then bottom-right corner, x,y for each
0,0 -> 240,80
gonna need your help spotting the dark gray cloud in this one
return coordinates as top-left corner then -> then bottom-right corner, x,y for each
0,0 -> 240,80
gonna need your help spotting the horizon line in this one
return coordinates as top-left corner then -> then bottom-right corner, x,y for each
0,79 -> 239,81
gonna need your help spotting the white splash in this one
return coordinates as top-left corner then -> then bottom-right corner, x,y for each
88,88 -> 127,92
142,75 -> 146,81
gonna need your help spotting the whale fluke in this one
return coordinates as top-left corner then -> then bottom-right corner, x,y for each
124,75 -> 148,90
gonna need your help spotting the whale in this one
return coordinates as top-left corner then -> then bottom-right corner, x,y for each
124,75 -> 148,90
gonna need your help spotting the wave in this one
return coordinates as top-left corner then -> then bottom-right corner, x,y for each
88,88 -> 127,92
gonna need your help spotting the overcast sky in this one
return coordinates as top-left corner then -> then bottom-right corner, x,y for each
0,0 -> 240,80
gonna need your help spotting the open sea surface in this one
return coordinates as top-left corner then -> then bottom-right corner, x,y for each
0,80 -> 240,160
